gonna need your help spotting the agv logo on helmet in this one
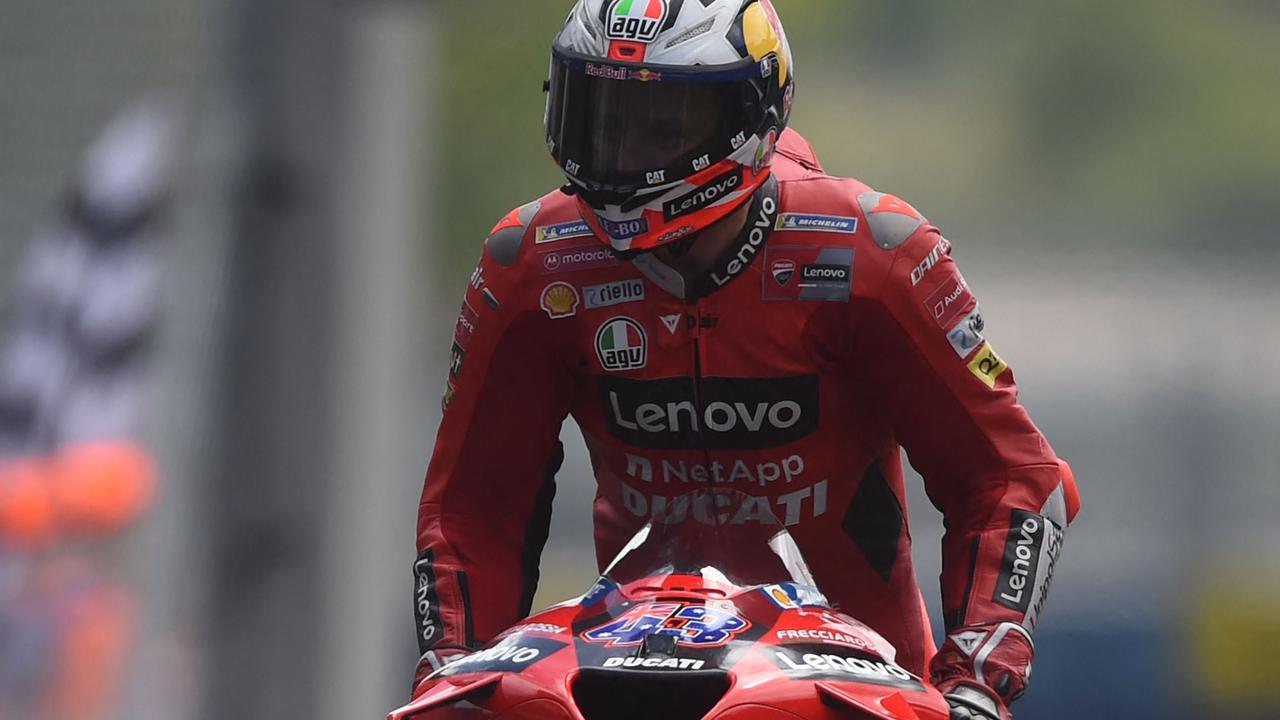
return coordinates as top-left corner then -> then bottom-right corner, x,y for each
605,0 -> 671,43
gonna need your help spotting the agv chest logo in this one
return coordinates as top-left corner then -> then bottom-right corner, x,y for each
606,0 -> 670,44
596,316 -> 648,371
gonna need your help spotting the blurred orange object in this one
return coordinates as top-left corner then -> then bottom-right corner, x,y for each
0,441 -> 155,545
0,456 -> 57,544
42,581 -> 137,720
52,441 -> 156,534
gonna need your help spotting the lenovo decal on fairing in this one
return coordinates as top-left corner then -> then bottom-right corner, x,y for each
770,645 -> 924,690
599,375 -> 819,449
435,636 -> 569,677
583,603 -> 750,648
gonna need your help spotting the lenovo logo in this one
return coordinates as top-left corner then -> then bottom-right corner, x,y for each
599,375 -> 819,450
663,167 -> 743,221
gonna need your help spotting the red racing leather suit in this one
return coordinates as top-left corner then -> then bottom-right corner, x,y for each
414,129 -> 1081,703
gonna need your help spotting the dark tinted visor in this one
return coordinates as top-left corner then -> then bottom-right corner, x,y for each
546,48 -> 764,195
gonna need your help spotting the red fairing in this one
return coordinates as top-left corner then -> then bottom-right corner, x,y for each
415,129 -> 1078,702
395,545 -> 951,720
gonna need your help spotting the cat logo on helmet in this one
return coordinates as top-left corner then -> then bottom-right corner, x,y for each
540,282 -> 580,319
596,317 -> 648,371
605,0 -> 670,44
646,170 -> 666,185
692,154 -> 712,172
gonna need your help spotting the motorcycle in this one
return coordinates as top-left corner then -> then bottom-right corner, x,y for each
389,488 -> 949,720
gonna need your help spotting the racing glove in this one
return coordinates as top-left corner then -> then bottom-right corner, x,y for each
931,621 -> 1033,720
941,683 -> 1005,720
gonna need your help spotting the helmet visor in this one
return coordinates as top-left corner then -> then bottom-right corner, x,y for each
546,49 -> 764,196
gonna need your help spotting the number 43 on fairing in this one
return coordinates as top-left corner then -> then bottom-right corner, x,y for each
582,603 -> 750,648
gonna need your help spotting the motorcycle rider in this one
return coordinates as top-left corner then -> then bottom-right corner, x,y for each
414,2 -> 1081,718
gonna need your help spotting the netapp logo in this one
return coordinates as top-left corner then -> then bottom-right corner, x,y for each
663,168 -> 743,220
599,375 -> 819,450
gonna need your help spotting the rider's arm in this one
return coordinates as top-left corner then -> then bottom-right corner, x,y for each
853,194 -> 1080,711
413,202 -> 574,690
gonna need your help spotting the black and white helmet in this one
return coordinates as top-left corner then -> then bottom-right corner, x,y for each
546,0 -> 795,253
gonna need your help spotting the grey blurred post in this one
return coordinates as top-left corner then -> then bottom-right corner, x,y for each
206,0 -> 432,718
319,2 -> 434,718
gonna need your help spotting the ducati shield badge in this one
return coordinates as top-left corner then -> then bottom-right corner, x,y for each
596,317 -> 648,371
771,259 -> 796,286
540,282 -> 581,319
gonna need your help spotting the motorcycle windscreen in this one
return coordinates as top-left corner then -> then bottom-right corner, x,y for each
546,58 -> 759,191
600,488 -> 824,596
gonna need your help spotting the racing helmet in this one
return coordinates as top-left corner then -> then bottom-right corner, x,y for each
546,0 -> 795,253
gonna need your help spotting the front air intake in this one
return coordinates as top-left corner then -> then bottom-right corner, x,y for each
571,668 -> 731,720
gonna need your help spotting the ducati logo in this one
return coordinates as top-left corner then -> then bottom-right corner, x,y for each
771,259 -> 796,286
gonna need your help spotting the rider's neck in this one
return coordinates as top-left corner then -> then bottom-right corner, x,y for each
650,200 -> 753,284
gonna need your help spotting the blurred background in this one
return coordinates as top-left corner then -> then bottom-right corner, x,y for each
0,1 -> 1277,718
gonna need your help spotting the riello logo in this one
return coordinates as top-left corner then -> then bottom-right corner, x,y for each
596,317 -> 648,371
606,0 -> 669,43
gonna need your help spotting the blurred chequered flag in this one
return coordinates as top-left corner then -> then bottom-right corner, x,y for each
0,100 -> 175,720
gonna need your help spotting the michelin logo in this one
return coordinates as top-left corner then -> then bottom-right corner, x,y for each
775,213 -> 858,234
536,220 -> 594,244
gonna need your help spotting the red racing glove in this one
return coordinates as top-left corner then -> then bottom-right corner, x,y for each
931,621 -> 1034,720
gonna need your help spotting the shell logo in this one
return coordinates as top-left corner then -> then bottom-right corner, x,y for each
540,282 -> 580,319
